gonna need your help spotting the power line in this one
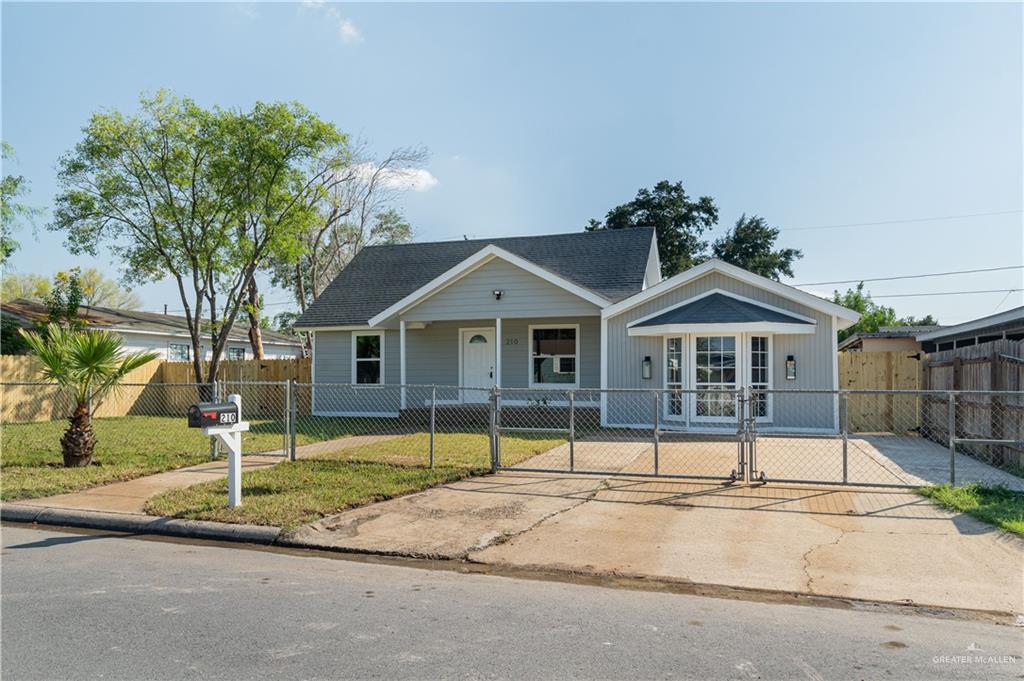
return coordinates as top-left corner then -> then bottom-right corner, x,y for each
779,209 -> 1022,232
794,264 -> 1024,287
869,288 -> 1022,299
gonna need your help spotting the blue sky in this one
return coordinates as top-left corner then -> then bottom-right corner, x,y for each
3,1 -> 1022,324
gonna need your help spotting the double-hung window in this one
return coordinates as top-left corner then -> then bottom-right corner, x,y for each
694,335 -> 737,417
352,332 -> 383,385
168,343 -> 191,362
530,326 -> 578,387
226,347 -> 246,361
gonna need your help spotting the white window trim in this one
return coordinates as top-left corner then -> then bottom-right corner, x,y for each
662,334 -> 690,426
226,347 -> 247,361
168,342 -> 191,362
351,330 -> 385,386
688,334 -> 741,424
527,323 -> 581,389
748,334 -> 774,423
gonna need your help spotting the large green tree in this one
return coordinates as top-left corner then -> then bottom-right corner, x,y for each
711,214 -> 803,281
586,180 -> 718,277
51,91 -> 349,382
0,142 -> 42,266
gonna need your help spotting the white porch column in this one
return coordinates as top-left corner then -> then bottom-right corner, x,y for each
495,317 -> 502,387
399,320 -> 407,409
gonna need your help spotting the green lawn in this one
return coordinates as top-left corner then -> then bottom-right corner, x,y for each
0,414 -> 484,501
918,484 -> 1024,537
146,432 -> 563,528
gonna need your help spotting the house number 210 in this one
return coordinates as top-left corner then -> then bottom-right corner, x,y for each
504,338 -> 519,345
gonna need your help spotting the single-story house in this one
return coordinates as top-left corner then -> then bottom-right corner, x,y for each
295,229 -> 860,431
917,306 -> 1024,353
1,299 -> 304,361
838,325 -> 940,353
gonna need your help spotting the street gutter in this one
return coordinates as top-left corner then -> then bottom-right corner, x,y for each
3,502 -> 1020,628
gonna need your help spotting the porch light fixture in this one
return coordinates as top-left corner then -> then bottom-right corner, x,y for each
492,290 -> 504,300
642,356 -> 652,380
785,355 -> 796,380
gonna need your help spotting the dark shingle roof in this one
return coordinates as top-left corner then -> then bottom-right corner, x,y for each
633,292 -> 813,327
1,299 -> 301,346
296,228 -> 655,327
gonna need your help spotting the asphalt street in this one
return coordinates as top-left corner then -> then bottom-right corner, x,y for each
1,525 -> 1020,680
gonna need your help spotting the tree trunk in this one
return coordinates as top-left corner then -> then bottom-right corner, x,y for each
62,402 -> 96,467
246,277 -> 265,360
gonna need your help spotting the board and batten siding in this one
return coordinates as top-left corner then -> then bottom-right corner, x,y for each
401,258 -> 602,322
605,271 -> 837,430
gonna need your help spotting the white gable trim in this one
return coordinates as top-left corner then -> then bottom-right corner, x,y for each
602,259 -> 860,327
643,232 -> 662,290
367,245 -> 609,326
628,322 -> 816,336
625,288 -> 818,328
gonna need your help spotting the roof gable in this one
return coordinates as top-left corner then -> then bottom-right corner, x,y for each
296,228 -> 654,328
633,292 -> 813,327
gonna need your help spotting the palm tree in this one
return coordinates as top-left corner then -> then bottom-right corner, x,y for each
19,324 -> 159,467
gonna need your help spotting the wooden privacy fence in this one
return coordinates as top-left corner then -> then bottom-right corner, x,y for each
838,351 -> 923,432
2,356 -> 311,424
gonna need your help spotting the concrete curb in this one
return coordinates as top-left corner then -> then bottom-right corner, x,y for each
1,504 -> 281,545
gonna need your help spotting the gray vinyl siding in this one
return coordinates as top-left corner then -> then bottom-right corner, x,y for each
312,329 -> 400,415
605,272 -> 837,430
401,258 -> 602,322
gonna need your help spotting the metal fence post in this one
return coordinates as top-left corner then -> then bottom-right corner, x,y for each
488,387 -> 499,473
288,379 -> 298,462
429,386 -> 436,469
568,390 -> 575,472
841,391 -> 849,484
210,380 -> 221,461
948,392 -> 956,486
653,391 -> 660,476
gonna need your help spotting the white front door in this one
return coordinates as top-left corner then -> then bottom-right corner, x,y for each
461,328 -> 495,402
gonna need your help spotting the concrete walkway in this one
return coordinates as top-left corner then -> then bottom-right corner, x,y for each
16,457 -> 281,514
289,472 -> 1024,615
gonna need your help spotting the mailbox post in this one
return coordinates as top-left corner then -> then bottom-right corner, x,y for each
188,394 -> 250,507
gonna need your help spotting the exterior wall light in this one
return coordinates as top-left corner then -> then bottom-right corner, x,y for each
492,290 -> 504,300
785,355 -> 797,380
642,356 -> 652,380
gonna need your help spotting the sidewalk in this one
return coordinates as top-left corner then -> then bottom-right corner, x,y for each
15,457 -> 280,514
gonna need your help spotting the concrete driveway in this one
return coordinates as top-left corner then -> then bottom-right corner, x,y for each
288,472 -> 1024,615
506,434 -> 1024,489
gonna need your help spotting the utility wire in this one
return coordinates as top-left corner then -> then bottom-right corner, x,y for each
794,264 -> 1024,287
869,288 -> 1022,299
779,209 -> 1022,232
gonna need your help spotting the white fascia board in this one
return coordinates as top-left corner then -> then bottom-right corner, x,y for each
368,245 -> 610,326
627,322 -> 817,336
624,288 -> 819,328
602,258 -> 860,325
916,305 -> 1023,342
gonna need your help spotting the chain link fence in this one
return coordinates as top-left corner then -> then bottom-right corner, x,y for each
2,380 -> 1021,490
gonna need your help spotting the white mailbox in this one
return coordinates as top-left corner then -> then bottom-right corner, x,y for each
200,393 -> 250,508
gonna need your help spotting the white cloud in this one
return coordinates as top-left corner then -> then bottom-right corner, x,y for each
300,2 -> 364,44
337,18 -> 364,44
354,163 -> 439,192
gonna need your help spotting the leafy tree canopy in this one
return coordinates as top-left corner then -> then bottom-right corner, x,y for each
50,90 -> 348,382
711,214 -> 802,281
1,143 -> 43,267
586,180 -> 717,277
832,283 -> 939,342
0,272 -> 51,302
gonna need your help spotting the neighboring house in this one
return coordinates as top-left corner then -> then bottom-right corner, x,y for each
838,325 -> 940,353
1,299 -> 304,361
296,228 -> 860,432
917,306 -> 1024,353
